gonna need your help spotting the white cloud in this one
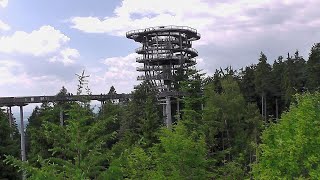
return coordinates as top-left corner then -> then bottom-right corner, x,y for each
0,24 -> 81,97
49,48 -> 80,65
0,25 -> 70,56
86,53 -> 139,93
0,59 -> 77,97
102,53 -> 139,80
0,0 -> 8,8
0,20 -> 10,31
70,0 -> 213,38
0,60 -> 27,85
70,0 -> 320,47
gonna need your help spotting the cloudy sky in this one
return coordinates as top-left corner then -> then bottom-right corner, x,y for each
1,0 -> 320,99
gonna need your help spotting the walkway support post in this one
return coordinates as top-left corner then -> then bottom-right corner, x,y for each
8,106 -> 13,138
19,105 -> 26,180
101,101 -> 104,116
60,107 -> 64,126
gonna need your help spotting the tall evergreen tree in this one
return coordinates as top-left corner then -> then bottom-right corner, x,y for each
203,76 -> 262,179
306,43 -> 320,92
119,81 -> 162,146
107,85 -> 116,95
282,51 -> 306,107
254,52 -> 272,120
180,69 -> 204,132
271,56 -> 286,118
239,65 -> 257,103
0,108 -> 20,179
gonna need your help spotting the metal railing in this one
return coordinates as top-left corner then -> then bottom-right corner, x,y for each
136,55 -> 180,61
136,46 -> 198,55
126,25 -> 199,37
137,74 -> 173,81
136,65 -> 183,71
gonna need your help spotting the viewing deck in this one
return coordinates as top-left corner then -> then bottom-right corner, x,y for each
126,25 -> 201,42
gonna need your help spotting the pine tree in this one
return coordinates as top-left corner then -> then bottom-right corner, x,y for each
306,43 -> 320,92
203,76 -> 262,178
254,52 -> 272,120
107,85 -> 116,95
271,56 -> 285,118
282,51 -> 306,107
180,69 -> 204,132
118,81 -> 162,146
0,108 -> 20,179
239,65 -> 257,103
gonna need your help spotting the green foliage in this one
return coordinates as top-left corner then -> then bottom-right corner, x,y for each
282,51 -> 306,106
6,103 -> 117,179
180,69 -> 204,131
150,122 -> 208,179
119,81 -> 162,146
306,43 -> 320,92
239,65 -> 257,103
115,122 -> 209,179
254,52 -> 272,95
27,103 -> 61,163
203,75 -> 262,178
5,72 -> 118,179
3,42 -> 320,179
253,92 -> 320,179
0,109 -> 20,179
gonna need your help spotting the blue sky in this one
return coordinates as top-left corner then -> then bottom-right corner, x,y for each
1,0 -> 320,101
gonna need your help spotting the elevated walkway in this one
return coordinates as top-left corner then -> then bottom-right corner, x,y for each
0,94 -> 132,107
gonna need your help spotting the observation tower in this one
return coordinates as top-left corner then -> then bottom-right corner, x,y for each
126,25 -> 201,127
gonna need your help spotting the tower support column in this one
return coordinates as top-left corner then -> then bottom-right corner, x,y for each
163,103 -> 166,124
176,98 -> 180,120
166,96 -> 172,128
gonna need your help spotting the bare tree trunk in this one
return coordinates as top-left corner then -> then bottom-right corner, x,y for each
275,98 -> 279,119
261,94 -> 264,119
264,95 -> 267,121
255,128 -> 259,162
249,150 -> 252,173
60,107 -> 64,126
224,118 -> 231,161
222,131 -> 225,161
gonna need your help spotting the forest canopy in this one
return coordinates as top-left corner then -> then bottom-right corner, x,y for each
1,43 -> 320,179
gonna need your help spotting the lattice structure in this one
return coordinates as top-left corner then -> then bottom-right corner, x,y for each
127,25 -> 200,96
127,25 -> 200,127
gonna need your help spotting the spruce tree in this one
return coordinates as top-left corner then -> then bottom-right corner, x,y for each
271,56 -> 285,118
239,65 -> 257,103
306,43 -> 320,92
203,76 -> 262,179
0,109 -> 20,179
254,52 -> 272,120
282,51 -> 306,107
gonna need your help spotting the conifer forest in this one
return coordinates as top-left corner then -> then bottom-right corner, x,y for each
1,43 -> 320,179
